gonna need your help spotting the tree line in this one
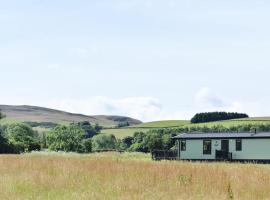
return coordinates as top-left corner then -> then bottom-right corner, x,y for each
1,111 -> 270,154
191,112 -> 249,123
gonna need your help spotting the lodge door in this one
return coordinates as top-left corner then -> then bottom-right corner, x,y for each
221,140 -> 229,152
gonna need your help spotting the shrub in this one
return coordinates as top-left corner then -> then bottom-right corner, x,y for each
91,134 -> 117,151
5,123 -> 40,153
46,124 -> 85,152
82,138 -> 92,153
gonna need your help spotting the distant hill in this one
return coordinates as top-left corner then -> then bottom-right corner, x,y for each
0,105 -> 142,127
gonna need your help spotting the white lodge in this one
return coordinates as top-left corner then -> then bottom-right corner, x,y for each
173,132 -> 270,163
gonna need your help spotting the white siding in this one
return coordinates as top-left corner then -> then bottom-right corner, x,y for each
179,138 -> 270,160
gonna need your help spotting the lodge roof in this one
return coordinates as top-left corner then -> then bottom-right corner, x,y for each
173,132 -> 270,139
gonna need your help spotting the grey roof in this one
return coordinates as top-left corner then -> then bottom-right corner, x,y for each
173,132 -> 270,139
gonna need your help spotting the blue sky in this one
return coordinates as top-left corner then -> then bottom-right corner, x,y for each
1,0 -> 270,121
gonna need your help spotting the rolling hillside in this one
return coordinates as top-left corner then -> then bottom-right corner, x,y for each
0,105 -> 142,127
101,117 -> 270,138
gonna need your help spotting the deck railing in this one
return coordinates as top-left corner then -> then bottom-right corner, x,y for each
151,150 -> 178,160
216,150 -> 232,161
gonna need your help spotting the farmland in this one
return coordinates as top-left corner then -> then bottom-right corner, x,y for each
102,118 -> 270,138
1,152 -> 270,200
132,120 -> 190,128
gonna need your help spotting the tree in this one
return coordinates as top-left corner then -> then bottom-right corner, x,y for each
0,111 -> 5,121
91,134 -> 117,151
46,124 -> 85,152
5,123 -> 40,153
94,123 -> 102,132
143,132 -> 163,152
117,122 -> 130,128
129,132 -> 147,152
191,112 -> 249,123
120,136 -> 133,150
0,126 -> 13,153
75,121 -> 100,138
82,138 -> 92,153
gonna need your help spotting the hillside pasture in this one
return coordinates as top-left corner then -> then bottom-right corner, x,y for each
132,120 -> 190,128
103,118 -> 270,138
101,121 -> 189,138
101,128 -> 150,139
185,118 -> 270,128
0,152 -> 270,200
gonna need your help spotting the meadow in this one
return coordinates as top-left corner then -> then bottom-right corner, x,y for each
1,152 -> 270,200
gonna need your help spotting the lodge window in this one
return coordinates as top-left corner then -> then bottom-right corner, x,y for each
236,139 -> 242,151
203,140 -> 211,155
180,140 -> 186,151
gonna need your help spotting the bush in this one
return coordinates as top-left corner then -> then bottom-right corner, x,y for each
120,136 -> 133,150
46,124 -> 85,152
82,138 -> 92,153
91,134 -> 117,151
74,121 -> 100,138
0,126 -> 13,153
5,123 -> 41,153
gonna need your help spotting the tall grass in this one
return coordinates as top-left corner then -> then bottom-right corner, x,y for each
0,152 -> 269,199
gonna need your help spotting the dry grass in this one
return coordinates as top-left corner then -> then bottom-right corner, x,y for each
0,153 -> 270,200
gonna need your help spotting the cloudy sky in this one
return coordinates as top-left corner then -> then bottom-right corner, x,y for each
1,0 -> 270,121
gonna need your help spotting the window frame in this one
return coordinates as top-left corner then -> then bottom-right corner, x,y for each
180,140 -> 186,151
236,139 -> 242,151
203,140 -> 212,155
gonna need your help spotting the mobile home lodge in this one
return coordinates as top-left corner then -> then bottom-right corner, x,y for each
173,132 -> 270,163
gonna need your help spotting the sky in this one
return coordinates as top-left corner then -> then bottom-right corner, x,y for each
1,0 -> 270,122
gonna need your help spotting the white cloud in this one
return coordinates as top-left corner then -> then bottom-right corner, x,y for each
2,88 -> 269,122
193,87 -> 270,117
43,96 -> 199,122
68,48 -> 89,59
46,97 -> 165,122
194,87 -> 224,108
47,64 -> 61,70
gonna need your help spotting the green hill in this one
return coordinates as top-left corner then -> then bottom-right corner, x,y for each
0,105 -> 142,127
102,117 -> 270,138
186,117 -> 270,128
132,120 -> 190,128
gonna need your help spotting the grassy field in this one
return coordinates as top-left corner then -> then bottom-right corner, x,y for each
185,118 -> 270,128
1,152 -> 270,200
132,120 -> 190,128
102,117 -> 270,138
101,120 -> 189,138
101,128 -> 151,139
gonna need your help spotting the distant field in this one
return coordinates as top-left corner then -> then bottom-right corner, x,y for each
233,117 -> 270,121
101,128 -> 151,139
1,152 -> 270,200
102,117 -> 270,138
132,120 -> 190,128
185,117 -> 270,128
101,121 -> 189,138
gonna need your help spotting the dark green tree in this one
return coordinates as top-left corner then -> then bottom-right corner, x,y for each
5,123 -> 40,153
121,136 -> 133,150
76,121 -> 100,138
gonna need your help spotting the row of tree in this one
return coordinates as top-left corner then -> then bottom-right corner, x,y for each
1,116 -> 270,154
0,120 -> 102,153
191,112 -> 249,123
1,122 -> 270,154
